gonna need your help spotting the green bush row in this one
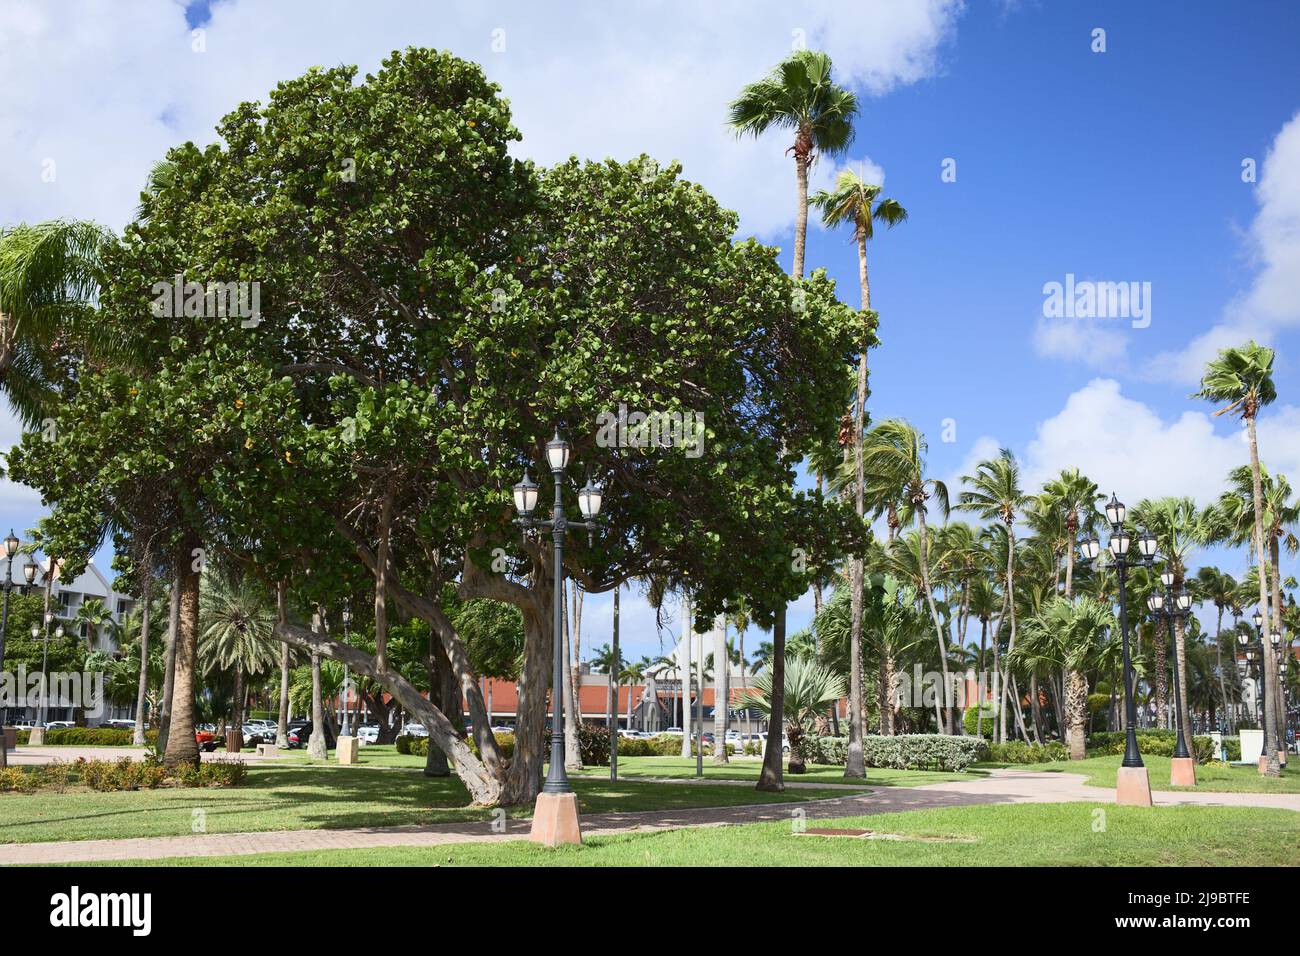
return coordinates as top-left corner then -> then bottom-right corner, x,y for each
15,727 -> 157,746
0,756 -> 247,794
1085,730 -> 1222,764
985,740 -> 1069,764
806,734 -> 987,772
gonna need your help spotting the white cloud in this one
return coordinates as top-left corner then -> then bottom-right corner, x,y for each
990,378 -> 1300,507
0,0 -> 963,239
1032,314 -> 1129,370
1148,110 -> 1300,384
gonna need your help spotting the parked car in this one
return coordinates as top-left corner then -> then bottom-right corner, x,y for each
12,719 -> 39,730
286,722 -> 335,749
106,719 -> 136,730
489,725 -> 514,735
400,722 -> 429,738
45,721 -> 74,730
195,729 -> 218,752
357,725 -> 379,745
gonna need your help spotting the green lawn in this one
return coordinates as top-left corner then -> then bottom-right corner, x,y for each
571,755 -> 985,787
0,764 -> 853,845
985,754 -> 1300,793
87,802 -> 1300,867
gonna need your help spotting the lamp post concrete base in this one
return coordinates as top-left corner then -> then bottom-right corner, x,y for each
336,736 -> 358,765
1116,765 -> 1152,807
529,792 -> 582,846
1169,756 -> 1196,787
27,726 -> 44,746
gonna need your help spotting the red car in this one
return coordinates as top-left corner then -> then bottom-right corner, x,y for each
195,730 -> 218,752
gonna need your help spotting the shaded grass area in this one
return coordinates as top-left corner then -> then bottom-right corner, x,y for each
0,765 -> 852,845
88,803 -> 1300,867
979,753 -> 1300,793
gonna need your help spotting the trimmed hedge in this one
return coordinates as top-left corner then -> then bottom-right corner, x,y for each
0,756 -> 247,794
985,740 -> 1069,764
396,731 -> 517,761
1086,730 -> 1219,764
807,734 -> 987,772
15,727 -> 157,746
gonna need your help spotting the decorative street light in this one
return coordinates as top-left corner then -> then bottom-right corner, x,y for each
1251,611 -> 1275,762
1147,577 -> 1196,786
1080,494 -> 1153,806
340,606 -> 353,738
0,530 -> 20,764
514,430 -> 603,845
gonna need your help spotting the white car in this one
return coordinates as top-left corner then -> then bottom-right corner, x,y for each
401,722 -> 429,738
357,725 -> 379,745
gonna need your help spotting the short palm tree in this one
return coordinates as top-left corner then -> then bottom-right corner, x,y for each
1194,567 -> 1240,733
1037,467 -> 1102,598
958,448 -> 1030,743
738,653 -> 845,774
728,49 -> 859,279
1010,595 -> 1114,759
74,598 -> 116,652
198,572 -> 278,752
1194,341 -> 1282,775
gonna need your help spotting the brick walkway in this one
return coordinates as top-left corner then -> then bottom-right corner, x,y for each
2,768 -> 1297,865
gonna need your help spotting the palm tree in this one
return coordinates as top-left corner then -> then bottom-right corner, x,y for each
1038,467 -> 1102,598
198,571 -> 277,753
864,419 -> 953,730
619,658 -> 647,732
739,653 -> 845,774
958,449 -> 1030,743
811,170 -> 906,776
74,598 -> 116,652
1194,341 -> 1282,775
1011,595 -> 1114,759
1195,567 -> 1239,734
1131,496 -> 1211,746
0,219 -> 114,423
728,50 -> 859,279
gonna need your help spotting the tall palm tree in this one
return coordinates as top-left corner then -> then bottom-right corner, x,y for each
0,219 -> 114,423
1194,567 -> 1239,734
728,50 -> 859,279
198,571 -> 277,753
1131,496 -> 1211,746
1194,341 -> 1282,775
1010,595 -> 1114,759
1038,467 -> 1102,598
864,419 -> 952,732
811,170 -> 906,777
619,658 -> 648,731
958,449 -> 1030,743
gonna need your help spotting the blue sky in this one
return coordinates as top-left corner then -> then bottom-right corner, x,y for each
2,0 -> 1298,662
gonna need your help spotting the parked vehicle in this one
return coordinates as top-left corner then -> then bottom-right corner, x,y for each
45,721 -> 74,730
400,722 -> 429,738
357,725 -> 379,745
106,719 -> 136,730
286,722 -> 335,749
195,729 -> 218,752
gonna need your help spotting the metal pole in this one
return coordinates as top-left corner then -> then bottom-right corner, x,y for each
1165,602 -> 1191,759
1117,557 -> 1143,768
543,471 -> 571,794
695,621 -> 703,777
610,585 -> 619,782
0,550 -> 12,744
39,614 -> 51,727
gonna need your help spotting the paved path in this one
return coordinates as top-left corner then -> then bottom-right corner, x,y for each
3,768 -> 1297,865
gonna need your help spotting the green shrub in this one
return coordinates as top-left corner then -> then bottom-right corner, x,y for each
41,761 -> 71,792
578,724 -> 610,766
986,740 -> 1069,764
0,767 -> 40,793
36,727 -> 157,746
962,706 -> 997,739
806,734 -> 987,772
1086,730 -> 1219,764
197,760 -> 247,787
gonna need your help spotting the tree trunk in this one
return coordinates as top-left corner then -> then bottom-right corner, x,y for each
976,618 -> 988,739
308,650 -> 327,759
879,653 -> 896,735
161,538 -> 201,770
1173,612 -> 1194,747
1269,537 -> 1287,758
132,553 -> 152,746
276,638 -> 291,748
227,662 -> 244,753
1215,606 -> 1233,735
712,616 -> 729,764
1246,415 -> 1281,775
757,607 -> 785,791
423,653 -> 450,777
610,586 -> 620,778
792,146 -> 809,279
1065,669 -> 1089,759
156,566 -> 181,754
681,594 -> 693,758
846,228 -> 870,776
916,507 -> 952,732
561,580 -> 581,771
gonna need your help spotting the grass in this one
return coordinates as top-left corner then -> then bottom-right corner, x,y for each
570,755 -> 985,787
85,802 -> 1300,867
0,764 -> 853,845
983,753 -> 1300,793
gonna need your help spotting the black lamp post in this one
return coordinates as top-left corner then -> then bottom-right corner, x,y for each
1081,495 -> 1157,778
340,606 -> 352,738
513,431 -> 603,797
0,530 -> 20,750
1147,575 -> 1193,760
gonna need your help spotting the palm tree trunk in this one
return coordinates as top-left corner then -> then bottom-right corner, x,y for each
1065,669 -> 1088,759
1174,612 -> 1194,746
131,554 -> 152,746
844,228 -> 870,774
156,566 -> 181,754
916,508 -> 952,732
757,607 -> 785,791
793,147 -> 809,278
1246,413 -> 1281,775
1153,621 -> 1168,728
1215,606 -> 1233,735
308,651 -> 327,759
162,537 -> 201,769
227,662 -> 244,753
1269,536 -> 1287,760
276,640 -> 291,748
976,618 -> 988,739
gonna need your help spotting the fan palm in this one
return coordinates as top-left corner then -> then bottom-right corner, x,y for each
1010,595 -> 1114,759
1037,467 -> 1102,598
728,50 -> 859,278
1195,567 -> 1240,733
74,598 -> 116,652
738,652 -> 845,774
1194,340 -> 1281,774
